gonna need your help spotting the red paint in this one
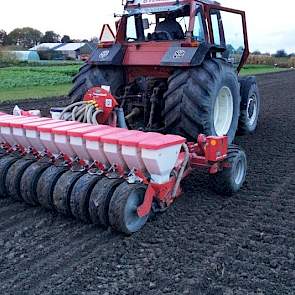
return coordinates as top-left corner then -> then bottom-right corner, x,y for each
52,123 -> 90,135
83,87 -> 118,124
139,134 -> 186,150
123,42 -> 171,66
37,121 -> 80,133
67,125 -> 108,137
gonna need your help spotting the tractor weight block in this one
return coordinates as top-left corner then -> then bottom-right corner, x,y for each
20,161 -> 53,206
52,170 -> 85,216
0,155 -> 20,198
70,173 -> 102,223
37,165 -> 69,210
6,158 -> 36,201
89,177 -> 124,227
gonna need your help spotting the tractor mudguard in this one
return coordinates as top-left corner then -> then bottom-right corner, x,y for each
88,44 -> 125,65
160,42 -> 214,67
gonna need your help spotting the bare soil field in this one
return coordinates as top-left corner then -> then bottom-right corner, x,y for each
0,71 -> 295,295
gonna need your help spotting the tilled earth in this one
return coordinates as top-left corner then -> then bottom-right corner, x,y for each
0,71 -> 295,295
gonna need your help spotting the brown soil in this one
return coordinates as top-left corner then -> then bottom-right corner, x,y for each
0,71 -> 295,294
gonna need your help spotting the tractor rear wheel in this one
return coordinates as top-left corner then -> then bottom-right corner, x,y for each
163,59 -> 240,143
68,64 -> 124,103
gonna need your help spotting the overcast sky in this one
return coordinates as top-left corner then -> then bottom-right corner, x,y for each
1,0 -> 295,53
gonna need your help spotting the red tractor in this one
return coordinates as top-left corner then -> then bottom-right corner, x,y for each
69,0 -> 260,142
0,0 -> 261,235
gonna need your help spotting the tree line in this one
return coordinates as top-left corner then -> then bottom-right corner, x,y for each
0,28 -> 98,49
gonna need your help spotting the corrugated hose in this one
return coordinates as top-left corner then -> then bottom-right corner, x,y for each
60,101 -> 103,125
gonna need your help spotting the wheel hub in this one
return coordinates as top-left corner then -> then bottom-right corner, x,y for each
247,94 -> 257,125
234,159 -> 245,185
214,86 -> 234,136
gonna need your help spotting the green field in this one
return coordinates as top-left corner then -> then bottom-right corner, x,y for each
0,63 -> 289,102
0,64 -> 80,102
240,64 -> 288,76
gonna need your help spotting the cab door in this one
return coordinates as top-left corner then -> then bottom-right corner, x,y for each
207,6 -> 249,72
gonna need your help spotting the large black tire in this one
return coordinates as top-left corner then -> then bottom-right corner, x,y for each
163,59 -> 240,143
6,158 -> 36,201
238,76 -> 261,135
68,64 -> 124,103
52,170 -> 85,216
108,182 -> 149,235
69,173 -> 101,223
37,165 -> 69,210
89,177 -> 124,227
20,161 -> 52,206
209,145 -> 247,196
0,155 -> 19,198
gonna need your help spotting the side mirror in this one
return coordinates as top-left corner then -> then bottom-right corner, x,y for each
142,18 -> 150,30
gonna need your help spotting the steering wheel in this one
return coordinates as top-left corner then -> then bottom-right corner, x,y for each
153,31 -> 173,41
127,37 -> 137,42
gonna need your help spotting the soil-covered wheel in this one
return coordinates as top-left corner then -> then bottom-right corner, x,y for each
52,170 -> 85,216
68,64 -> 124,103
37,165 -> 69,210
70,173 -> 101,223
209,145 -> 247,196
163,59 -> 240,143
0,155 -> 19,198
89,177 -> 124,227
238,76 -> 261,135
108,182 -> 149,235
20,161 -> 52,206
6,158 -> 36,201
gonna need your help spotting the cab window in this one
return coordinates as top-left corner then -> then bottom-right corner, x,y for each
193,11 -> 205,41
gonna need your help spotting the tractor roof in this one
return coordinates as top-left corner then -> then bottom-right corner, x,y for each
125,0 -> 220,9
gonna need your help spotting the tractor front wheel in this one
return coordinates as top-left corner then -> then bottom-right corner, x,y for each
238,76 -> 261,135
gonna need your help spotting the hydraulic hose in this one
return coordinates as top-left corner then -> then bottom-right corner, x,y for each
59,100 -> 110,125
60,101 -> 85,120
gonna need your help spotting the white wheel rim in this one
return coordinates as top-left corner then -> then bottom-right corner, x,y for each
214,86 -> 234,136
247,93 -> 258,126
234,159 -> 245,185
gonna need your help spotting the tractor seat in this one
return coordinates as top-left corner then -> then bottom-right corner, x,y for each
154,19 -> 185,40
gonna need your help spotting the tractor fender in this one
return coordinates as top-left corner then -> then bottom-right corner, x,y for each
88,44 -> 125,65
160,42 -> 215,67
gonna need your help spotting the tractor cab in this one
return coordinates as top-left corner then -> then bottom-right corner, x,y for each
97,0 -> 249,72
124,3 -> 196,42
